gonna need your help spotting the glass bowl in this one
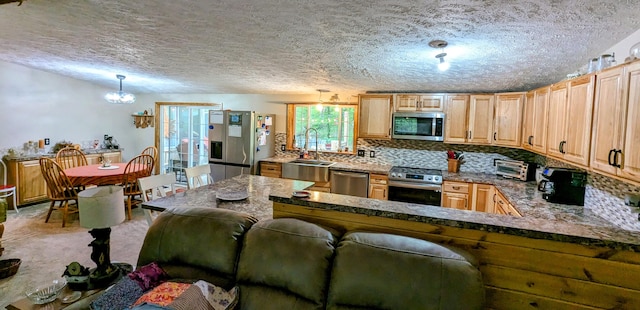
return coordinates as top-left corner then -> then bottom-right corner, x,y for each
25,277 -> 67,304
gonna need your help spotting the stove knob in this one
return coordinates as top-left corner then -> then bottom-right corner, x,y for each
426,176 -> 432,181
391,173 -> 396,178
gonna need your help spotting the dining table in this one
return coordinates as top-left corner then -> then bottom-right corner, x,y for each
64,163 -> 147,187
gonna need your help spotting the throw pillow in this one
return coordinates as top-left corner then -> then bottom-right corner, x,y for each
167,285 -> 215,310
132,282 -> 192,307
128,261 -> 169,291
90,277 -> 145,310
192,280 -> 238,310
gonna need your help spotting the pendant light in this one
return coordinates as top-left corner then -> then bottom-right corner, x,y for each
105,74 -> 136,104
316,89 -> 329,111
429,40 -> 450,71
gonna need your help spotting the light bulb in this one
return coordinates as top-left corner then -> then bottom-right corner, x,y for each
438,57 -> 450,71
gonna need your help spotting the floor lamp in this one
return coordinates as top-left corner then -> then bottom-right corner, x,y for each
78,185 -> 130,288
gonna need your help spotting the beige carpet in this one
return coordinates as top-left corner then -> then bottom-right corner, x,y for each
0,202 -> 149,308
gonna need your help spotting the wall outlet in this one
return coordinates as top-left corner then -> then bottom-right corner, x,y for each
357,149 -> 365,157
369,150 -> 376,158
44,138 -> 50,145
280,144 -> 286,151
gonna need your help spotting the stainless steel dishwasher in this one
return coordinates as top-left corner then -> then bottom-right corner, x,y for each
330,170 -> 369,197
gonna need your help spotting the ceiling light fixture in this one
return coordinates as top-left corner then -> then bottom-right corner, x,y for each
105,74 -> 136,104
429,40 -> 450,71
316,89 -> 329,111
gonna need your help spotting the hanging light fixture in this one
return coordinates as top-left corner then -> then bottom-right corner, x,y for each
105,74 -> 136,104
316,89 -> 329,111
429,40 -> 450,71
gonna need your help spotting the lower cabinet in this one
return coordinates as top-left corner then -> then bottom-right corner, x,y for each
442,181 -> 520,216
4,151 -> 122,209
259,162 -> 282,178
368,174 -> 388,200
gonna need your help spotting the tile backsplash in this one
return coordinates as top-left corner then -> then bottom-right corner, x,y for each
275,133 -> 640,230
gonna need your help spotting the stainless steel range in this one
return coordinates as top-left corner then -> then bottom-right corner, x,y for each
388,166 -> 443,206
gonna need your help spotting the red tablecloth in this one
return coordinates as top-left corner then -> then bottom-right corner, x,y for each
64,164 -> 147,187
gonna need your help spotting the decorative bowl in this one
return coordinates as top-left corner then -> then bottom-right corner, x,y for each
0,259 -> 21,279
25,277 -> 67,304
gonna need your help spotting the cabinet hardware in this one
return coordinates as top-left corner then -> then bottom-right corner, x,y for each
608,149 -> 615,166
528,136 -> 533,145
614,149 -> 623,168
452,186 -> 461,190
493,132 -> 497,141
469,131 -> 472,139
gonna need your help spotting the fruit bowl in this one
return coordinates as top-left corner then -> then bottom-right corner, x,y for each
25,277 -> 67,304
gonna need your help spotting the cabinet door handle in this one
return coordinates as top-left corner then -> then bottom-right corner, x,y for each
559,141 -> 566,154
452,186 -> 461,190
615,150 -> 623,168
493,194 -> 497,203
528,135 -> 533,145
608,149 -> 615,166
494,132 -> 497,141
468,131 -> 472,139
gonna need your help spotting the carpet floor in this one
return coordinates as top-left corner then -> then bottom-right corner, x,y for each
0,202 -> 149,308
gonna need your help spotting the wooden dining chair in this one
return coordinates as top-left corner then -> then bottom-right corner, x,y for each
140,146 -> 158,172
138,173 -> 180,225
0,159 -> 17,213
121,154 -> 155,220
39,157 -> 79,227
55,147 -> 88,170
184,164 -> 214,189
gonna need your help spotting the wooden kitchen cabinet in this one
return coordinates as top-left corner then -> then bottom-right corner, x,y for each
547,75 -> 595,167
472,183 -> 494,213
6,159 -> 48,208
493,92 -> 524,147
86,151 -> 122,165
395,94 -> 444,112
591,62 -> 640,182
442,181 -> 470,210
521,87 -> 549,154
368,173 -> 388,200
359,94 -> 393,139
591,61 -> 640,181
493,189 -> 521,217
444,94 -> 493,144
259,161 -> 282,178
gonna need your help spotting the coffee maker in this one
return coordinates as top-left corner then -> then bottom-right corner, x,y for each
538,167 -> 587,206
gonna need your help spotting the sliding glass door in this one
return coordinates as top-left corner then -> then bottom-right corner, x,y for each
156,103 -> 220,182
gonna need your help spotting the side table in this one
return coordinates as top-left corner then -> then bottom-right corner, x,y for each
6,263 -> 133,310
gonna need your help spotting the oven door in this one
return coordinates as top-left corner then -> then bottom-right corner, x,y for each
388,180 -> 442,206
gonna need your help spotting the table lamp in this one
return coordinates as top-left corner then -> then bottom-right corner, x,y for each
78,185 -> 127,287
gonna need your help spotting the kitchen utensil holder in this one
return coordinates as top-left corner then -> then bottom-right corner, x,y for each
448,159 -> 460,173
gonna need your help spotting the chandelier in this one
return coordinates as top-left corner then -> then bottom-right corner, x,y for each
105,74 -> 136,104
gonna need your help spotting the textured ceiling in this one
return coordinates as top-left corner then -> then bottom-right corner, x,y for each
0,0 -> 639,95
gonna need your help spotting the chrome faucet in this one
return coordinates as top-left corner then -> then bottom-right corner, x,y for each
304,127 -> 320,160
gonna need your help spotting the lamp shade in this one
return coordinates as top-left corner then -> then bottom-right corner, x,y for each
78,186 -> 125,229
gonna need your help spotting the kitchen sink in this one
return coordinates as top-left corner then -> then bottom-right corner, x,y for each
282,159 -> 337,182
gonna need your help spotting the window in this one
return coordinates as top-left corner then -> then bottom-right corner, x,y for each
286,104 -> 358,153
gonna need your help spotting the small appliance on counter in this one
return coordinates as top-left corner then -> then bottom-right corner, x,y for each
538,167 -> 587,206
495,159 -> 536,181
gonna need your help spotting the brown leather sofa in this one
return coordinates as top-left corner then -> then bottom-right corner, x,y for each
137,207 -> 485,310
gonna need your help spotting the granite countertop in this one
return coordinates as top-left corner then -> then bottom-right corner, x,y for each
3,148 -> 121,161
141,174 -> 314,221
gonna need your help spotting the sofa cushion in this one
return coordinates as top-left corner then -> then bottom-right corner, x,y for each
137,207 -> 258,289
236,218 -> 340,310
326,232 -> 485,310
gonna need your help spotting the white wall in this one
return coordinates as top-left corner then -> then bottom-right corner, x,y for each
600,28 -> 640,64
0,60 -> 341,160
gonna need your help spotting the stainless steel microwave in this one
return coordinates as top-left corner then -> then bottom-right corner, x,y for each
392,112 -> 445,141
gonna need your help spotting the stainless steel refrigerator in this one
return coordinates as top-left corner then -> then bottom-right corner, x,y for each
208,111 -> 276,182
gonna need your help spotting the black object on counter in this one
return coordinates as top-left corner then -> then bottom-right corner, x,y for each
538,167 -> 587,206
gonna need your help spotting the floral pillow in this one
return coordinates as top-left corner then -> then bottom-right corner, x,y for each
132,282 -> 192,307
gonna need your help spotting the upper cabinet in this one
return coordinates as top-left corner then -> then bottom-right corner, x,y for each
591,62 -> 640,181
521,87 -> 549,154
444,94 -> 494,144
396,94 -> 444,112
547,75 -> 595,167
493,92 -> 524,147
359,94 -> 393,139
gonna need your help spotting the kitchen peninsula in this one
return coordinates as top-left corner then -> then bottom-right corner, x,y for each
268,177 -> 640,309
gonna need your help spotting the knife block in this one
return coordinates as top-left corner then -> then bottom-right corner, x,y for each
447,159 -> 460,173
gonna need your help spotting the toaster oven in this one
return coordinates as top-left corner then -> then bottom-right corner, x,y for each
495,159 -> 537,181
